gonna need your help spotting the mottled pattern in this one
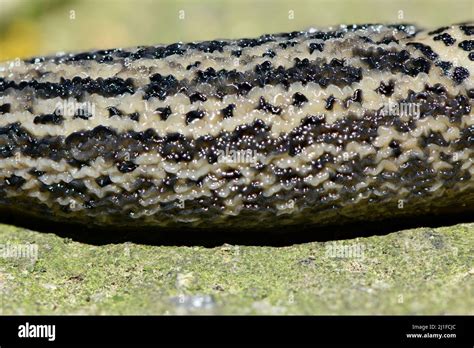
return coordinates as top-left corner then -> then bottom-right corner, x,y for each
0,23 -> 473,228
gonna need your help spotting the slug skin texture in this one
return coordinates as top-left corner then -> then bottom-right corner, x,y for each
0,23 -> 473,228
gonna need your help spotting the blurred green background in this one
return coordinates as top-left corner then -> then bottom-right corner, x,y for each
0,0 -> 472,61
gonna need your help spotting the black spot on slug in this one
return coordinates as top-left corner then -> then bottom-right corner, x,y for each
107,106 -> 123,117
117,161 -> 138,173
458,40 -> 474,51
420,131 -> 449,147
29,169 -> 45,177
257,97 -> 282,115
185,110 -> 206,124
308,42 -> 324,54
189,92 -> 207,103
406,42 -> 438,60
221,104 -> 235,119
155,106 -> 172,121
33,113 -> 64,125
425,83 -> 447,95
0,76 -> 135,99
389,140 -> 402,157
325,95 -> 336,110
262,49 -> 276,58
376,36 -> 399,45
0,103 -> 11,114
84,200 -> 96,209
41,179 -> 88,198
452,67 -> 469,84
144,74 -> 179,100
292,92 -> 308,107
96,175 -> 112,187
186,61 -> 201,70
459,25 -> 474,36
404,57 -> 431,76
231,50 -> 242,57
4,174 -> 25,189
354,47 -> 431,77
433,33 -> 456,46
129,112 -> 140,122
188,40 -> 227,53
376,81 -> 395,96
345,89 -> 363,107
237,82 -> 253,95
435,61 -> 453,75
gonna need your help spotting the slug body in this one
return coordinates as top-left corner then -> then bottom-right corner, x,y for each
0,23 -> 473,228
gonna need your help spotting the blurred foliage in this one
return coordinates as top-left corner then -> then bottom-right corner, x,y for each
0,0 -> 472,60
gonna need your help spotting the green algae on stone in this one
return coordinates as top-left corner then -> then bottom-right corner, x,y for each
0,223 -> 472,315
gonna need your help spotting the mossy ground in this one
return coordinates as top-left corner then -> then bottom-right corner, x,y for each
0,222 -> 472,315
0,0 -> 472,316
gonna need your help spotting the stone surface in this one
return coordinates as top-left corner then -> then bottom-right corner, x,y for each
0,222 -> 472,314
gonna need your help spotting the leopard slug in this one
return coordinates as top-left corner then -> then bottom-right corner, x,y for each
0,23 -> 473,229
